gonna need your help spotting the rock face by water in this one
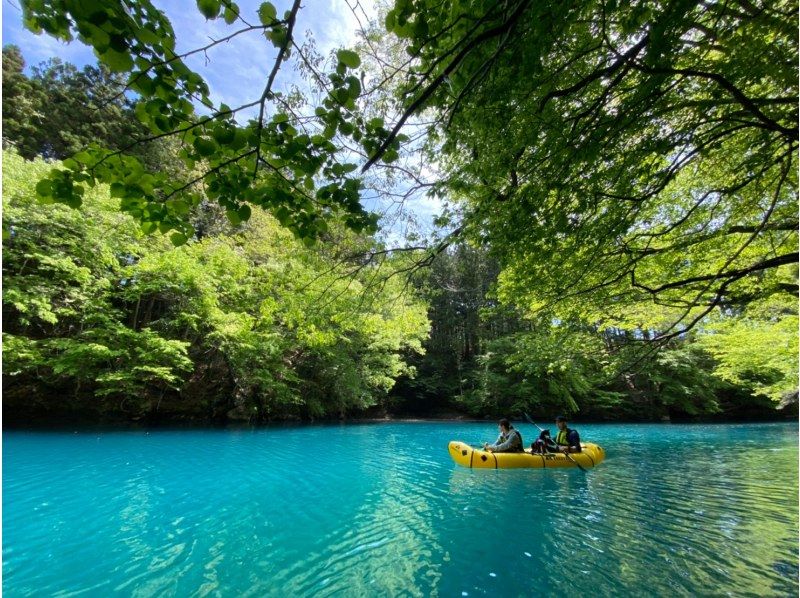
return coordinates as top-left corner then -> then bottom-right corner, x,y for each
226,391 -> 256,422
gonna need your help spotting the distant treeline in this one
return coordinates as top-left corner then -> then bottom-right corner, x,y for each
390,245 -> 796,422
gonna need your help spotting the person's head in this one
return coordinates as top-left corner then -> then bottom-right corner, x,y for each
555,415 -> 568,430
498,418 -> 511,433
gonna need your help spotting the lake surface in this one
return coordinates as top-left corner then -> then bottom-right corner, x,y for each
3,422 -> 798,597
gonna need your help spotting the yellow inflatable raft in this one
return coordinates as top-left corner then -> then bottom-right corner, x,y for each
448,440 -> 605,469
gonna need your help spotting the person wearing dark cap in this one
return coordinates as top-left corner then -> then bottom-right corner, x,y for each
483,418 -> 524,453
554,415 -> 581,453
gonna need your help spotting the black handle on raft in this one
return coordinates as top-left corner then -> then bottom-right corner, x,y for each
523,412 -> 587,473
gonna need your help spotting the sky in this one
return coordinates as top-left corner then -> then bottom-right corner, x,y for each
2,0 -> 445,242
2,0 -> 367,112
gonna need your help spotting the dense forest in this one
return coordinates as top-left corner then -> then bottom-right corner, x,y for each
2,0 -> 797,423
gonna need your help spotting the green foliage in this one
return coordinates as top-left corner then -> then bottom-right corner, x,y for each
383,0 -> 797,332
3,149 -> 429,420
2,46 -> 180,175
390,241 -> 792,420
258,2 -> 277,25
17,2 -> 403,243
2,150 -> 190,411
647,344 -> 723,416
698,296 -> 799,402
1,45 -> 43,155
457,327 -> 611,417
5,1 -> 797,423
375,0 -> 797,418
336,49 -> 361,69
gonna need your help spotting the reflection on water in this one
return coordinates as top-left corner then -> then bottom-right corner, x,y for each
3,422 -> 798,596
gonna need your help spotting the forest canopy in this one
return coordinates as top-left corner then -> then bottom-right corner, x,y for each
2,0 -> 797,422
380,0 -> 797,335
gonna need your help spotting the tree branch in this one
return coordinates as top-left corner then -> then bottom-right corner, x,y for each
253,0 -> 302,179
361,0 -> 532,172
633,252 -> 798,295
632,63 -> 798,141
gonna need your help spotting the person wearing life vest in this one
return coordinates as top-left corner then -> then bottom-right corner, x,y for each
555,415 -> 581,453
483,418 -> 524,453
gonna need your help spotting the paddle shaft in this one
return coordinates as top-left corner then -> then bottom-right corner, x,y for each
523,413 -> 587,472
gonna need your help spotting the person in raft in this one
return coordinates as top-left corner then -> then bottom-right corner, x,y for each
483,418 -> 524,453
554,415 -> 581,453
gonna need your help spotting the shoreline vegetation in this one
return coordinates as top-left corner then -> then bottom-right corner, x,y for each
4,404 -> 796,429
3,0 -> 797,428
3,139 -> 796,426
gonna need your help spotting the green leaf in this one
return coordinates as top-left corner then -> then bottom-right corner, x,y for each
197,0 -> 221,19
87,11 -> 109,26
346,76 -> 361,99
100,49 -> 134,73
136,26 -> 159,45
336,49 -> 361,69
237,204 -> 252,222
61,157 -> 77,170
226,208 -> 242,226
267,26 -> 287,48
167,199 -> 191,216
223,2 -> 239,24
110,182 -> 126,198
130,73 -> 154,96
229,128 -> 248,151
152,115 -> 170,133
274,206 -> 291,225
35,179 -> 52,198
258,2 -> 277,25
108,33 -> 128,53
385,9 -> 397,31
141,221 -> 157,234
170,232 -> 188,246
193,137 -> 217,157
213,126 -> 236,145
64,194 -> 82,209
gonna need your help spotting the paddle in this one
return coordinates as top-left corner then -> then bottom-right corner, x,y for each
523,412 -> 587,472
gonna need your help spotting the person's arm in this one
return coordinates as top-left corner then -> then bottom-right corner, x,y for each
484,433 -> 504,451
489,432 -> 518,452
484,433 -> 502,451
566,429 -> 581,453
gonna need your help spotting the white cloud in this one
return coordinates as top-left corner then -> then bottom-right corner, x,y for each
2,6 -> 95,69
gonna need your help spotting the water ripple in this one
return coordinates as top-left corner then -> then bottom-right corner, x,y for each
3,423 -> 798,597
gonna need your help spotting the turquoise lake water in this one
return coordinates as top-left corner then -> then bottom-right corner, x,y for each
3,422 -> 798,596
